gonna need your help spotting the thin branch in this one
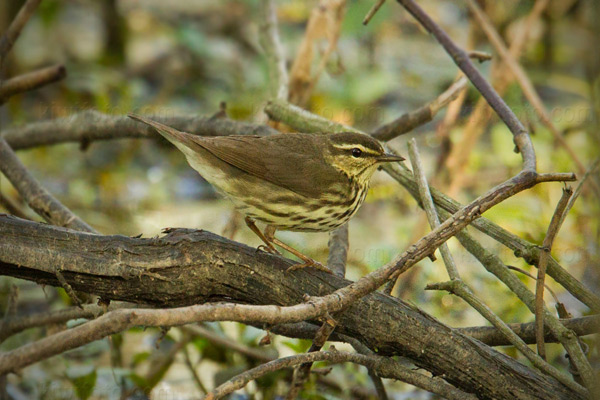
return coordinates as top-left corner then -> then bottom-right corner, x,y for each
535,188 -> 573,359
407,138 -> 459,279
182,325 -> 273,363
371,76 -> 468,141
363,0 -> 386,25
558,159 -> 600,229
0,0 -> 43,63
0,64 -> 66,104
457,315 -> 600,347
507,265 -> 559,304
394,0 -> 536,171
0,138 -> 96,232
258,0 -> 288,100
285,316 -> 337,399
204,350 -> 477,400
425,280 -> 585,395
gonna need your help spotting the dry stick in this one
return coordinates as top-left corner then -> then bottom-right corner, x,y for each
558,159 -> 600,230
285,316 -> 337,400
445,0 -> 549,194
258,0 -> 288,100
264,99 -> 600,311
363,0 -> 386,25
0,64 -> 66,103
0,138 -> 95,233
0,0 -> 43,63
371,76 -> 468,141
507,266 -> 560,303
204,350 -> 476,400
394,0 -> 536,172
182,325 -> 273,363
407,138 -> 459,280
452,229 -> 597,398
181,342 -> 208,395
405,140 -> 581,393
535,188 -> 573,359
465,0 -> 591,185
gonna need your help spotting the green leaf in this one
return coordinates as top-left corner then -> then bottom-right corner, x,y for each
67,366 -> 97,400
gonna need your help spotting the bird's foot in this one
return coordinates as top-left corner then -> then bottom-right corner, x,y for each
257,244 -> 281,255
287,259 -> 332,274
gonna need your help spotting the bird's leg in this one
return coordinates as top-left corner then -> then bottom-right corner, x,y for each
264,227 -> 331,273
244,217 -> 280,255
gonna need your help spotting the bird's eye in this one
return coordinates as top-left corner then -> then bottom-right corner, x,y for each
351,148 -> 362,158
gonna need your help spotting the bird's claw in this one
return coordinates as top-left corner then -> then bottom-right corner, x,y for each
257,244 -> 281,255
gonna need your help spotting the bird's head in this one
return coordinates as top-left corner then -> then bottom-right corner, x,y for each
326,132 -> 404,183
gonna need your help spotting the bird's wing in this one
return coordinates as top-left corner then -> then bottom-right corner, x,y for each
127,114 -> 338,198
191,134 -> 337,199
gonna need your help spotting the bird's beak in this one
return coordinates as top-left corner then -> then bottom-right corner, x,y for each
377,153 -> 405,163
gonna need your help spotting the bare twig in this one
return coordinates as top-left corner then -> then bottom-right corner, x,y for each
371,76 -> 468,141
0,65 -> 66,103
286,316 -> 337,399
182,342 -> 208,395
204,350 -> 476,400
558,159 -> 600,229
258,0 -> 288,100
407,138 -> 459,279
535,188 -> 573,359
0,138 -> 95,232
507,265 -> 559,303
0,0 -> 43,63
182,325 -> 273,363
394,0 -> 536,171
363,0 -> 386,25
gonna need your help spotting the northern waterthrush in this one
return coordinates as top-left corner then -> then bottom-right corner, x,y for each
129,114 -> 404,272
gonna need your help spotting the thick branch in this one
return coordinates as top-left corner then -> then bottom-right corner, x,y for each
0,215 -> 581,400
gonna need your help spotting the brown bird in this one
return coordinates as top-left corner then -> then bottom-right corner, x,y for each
129,114 -> 404,272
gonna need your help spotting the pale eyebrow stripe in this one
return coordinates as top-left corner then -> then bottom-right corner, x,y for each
332,144 -> 380,155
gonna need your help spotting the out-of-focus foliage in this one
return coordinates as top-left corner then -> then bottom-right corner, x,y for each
0,0 -> 598,398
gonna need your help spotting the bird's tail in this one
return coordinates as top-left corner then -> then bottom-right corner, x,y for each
128,113 -> 197,151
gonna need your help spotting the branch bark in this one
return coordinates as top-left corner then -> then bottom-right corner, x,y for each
0,215 -> 582,400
